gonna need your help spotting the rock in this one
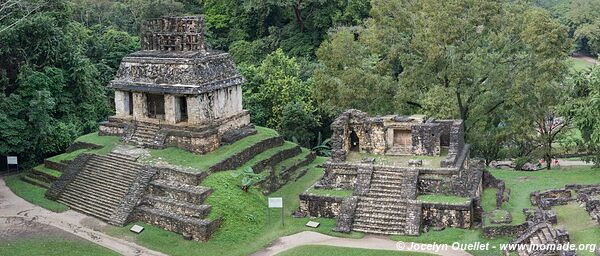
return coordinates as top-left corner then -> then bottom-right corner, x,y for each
521,163 -> 537,171
408,159 -> 423,167
182,233 -> 193,240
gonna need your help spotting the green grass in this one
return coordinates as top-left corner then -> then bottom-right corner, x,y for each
305,187 -> 354,197
274,148 -> 310,174
33,165 -> 62,178
481,188 -> 498,212
0,238 -> 119,256
391,228 -> 512,256
276,245 -> 435,256
554,203 -> 600,256
346,151 -> 446,168
488,167 -> 600,225
3,175 -> 68,212
105,156 -> 364,256
242,141 -> 298,172
569,57 -> 596,72
142,127 -> 279,171
417,194 -> 471,205
46,133 -> 121,162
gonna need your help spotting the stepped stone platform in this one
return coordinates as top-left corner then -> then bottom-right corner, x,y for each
301,109 -> 482,236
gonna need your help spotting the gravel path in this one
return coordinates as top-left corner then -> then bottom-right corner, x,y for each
251,231 -> 473,256
0,177 -> 166,256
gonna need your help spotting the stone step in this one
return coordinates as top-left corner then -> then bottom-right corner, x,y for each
58,196 -> 114,221
352,228 -> 405,236
363,192 -> 409,199
373,170 -> 416,177
79,166 -> 138,186
68,178 -> 128,199
149,179 -> 212,204
58,193 -> 117,216
356,207 -> 407,216
60,191 -> 120,213
369,183 -> 404,190
86,158 -> 143,171
142,195 -> 212,218
354,217 -> 407,226
84,161 -> 141,176
541,228 -> 554,242
354,212 -> 407,221
107,152 -> 138,162
352,223 -> 405,233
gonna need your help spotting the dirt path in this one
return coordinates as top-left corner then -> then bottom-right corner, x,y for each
0,177 -> 166,256
251,231 -> 473,256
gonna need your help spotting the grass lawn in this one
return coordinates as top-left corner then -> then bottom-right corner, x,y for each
105,156 -> 364,256
0,238 -> 119,256
554,203 -> 600,256
33,165 -> 62,178
46,133 -> 121,162
141,126 -> 280,171
488,167 -> 600,225
569,57 -> 596,72
391,228 -> 512,256
3,174 -> 68,212
305,187 -> 354,197
276,245 -> 435,256
417,194 -> 471,205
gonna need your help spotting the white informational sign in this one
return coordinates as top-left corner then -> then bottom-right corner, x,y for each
305,221 -> 320,228
268,197 -> 283,208
130,224 -> 145,234
7,156 -> 17,165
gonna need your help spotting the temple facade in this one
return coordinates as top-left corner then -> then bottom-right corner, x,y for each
100,16 -> 254,153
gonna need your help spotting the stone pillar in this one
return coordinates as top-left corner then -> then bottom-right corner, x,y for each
164,94 -> 177,124
133,92 -> 148,120
114,90 -> 126,116
187,95 -> 201,124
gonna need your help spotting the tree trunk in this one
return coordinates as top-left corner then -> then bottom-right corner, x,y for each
293,1 -> 304,33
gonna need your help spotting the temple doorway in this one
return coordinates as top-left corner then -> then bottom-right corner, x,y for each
176,96 -> 188,122
350,130 -> 360,152
147,94 -> 165,119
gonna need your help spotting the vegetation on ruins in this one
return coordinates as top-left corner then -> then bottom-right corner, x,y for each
231,167 -> 264,192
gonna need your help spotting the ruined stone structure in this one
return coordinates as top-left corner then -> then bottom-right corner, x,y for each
99,16 -> 253,153
300,109 -> 482,236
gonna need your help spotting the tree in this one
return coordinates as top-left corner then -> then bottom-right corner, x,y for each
280,102 -> 320,147
571,66 -> 600,167
242,49 -> 318,130
315,0 -> 571,147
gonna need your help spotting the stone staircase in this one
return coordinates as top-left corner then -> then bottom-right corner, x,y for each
57,153 -> 145,222
126,122 -> 165,148
509,222 -> 571,256
133,171 -> 221,241
352,168 -> 419,235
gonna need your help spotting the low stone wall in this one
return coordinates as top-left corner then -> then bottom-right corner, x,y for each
45,154 -> 92,200
418,174 -> 454,194
98,120 -> 127,136
44,159 -> 68,172
252,146 -> 301,173
483,222 -> 530,239
164,128 -> 220,154
530,188 -> 573,209
153,166 -> 208,185
65,141 -> 103,153
132,207 -> 222,242
209,136 -> 284,172
220,124 -> 257,145
317,162 -> 358,190
258,152 -> 316,194
421,201 -> 473,229
299,193 -> 344,218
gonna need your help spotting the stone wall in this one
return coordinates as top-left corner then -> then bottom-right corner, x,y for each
251,146 -> 301,173
411,122 -> 442,156
530,189 -> 573,209
209,136 -> 284,172
299,194 -> 344,218
131,208 -> 221,242
483,222 -> 530,239
405,200 -> 423,236
421,202 -> 473,229
110,166 -> 158,226
43,159 -> 68,172
334,196 -> 358,233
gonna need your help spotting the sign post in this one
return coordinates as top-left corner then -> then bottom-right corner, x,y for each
268,197 -> 284,226
6,156 -> 18,173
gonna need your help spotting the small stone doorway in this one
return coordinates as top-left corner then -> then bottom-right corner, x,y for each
176,96 -> 188,123
350,130 -> 360,151
127,92 -> 133,115
147,94 -> 165,120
